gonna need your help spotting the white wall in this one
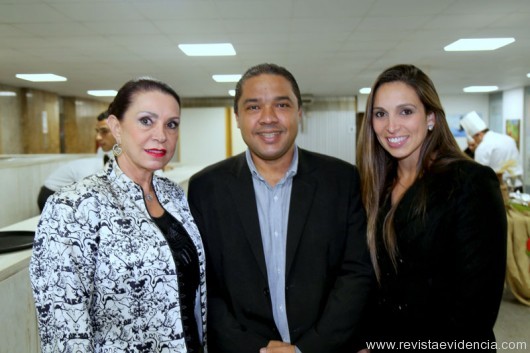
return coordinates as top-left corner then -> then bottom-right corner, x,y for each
503,88 -> 524,126
440,94 -> 490,122
502,88 -> 524,147
180,107 -> 227,166
230,109 -> 247,156
524,87 -> 530,190
502,88 -> 525,189
296,98 -> 357,164
440,94 -> 490,150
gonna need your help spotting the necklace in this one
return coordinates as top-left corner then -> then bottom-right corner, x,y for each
146,193 -> 153,202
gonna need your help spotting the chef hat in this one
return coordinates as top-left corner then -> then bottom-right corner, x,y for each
460,111 -> 487,136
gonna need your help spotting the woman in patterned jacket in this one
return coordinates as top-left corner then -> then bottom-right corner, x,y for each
30,77 -> 206,353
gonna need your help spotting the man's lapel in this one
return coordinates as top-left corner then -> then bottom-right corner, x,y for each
227,155 -> 268,279
285,150 -> 317,276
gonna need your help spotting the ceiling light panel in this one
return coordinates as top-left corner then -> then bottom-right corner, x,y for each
178,43 -> 236,56
16,73 -> 67,82
444,38 -> 515,51
463,86 -> 498,93
212,74 -> 241,82
87,90 -> 118,97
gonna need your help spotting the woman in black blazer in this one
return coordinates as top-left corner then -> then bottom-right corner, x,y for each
357,64 -> 506,352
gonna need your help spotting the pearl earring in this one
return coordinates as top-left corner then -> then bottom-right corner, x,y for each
428,124 -> 434,131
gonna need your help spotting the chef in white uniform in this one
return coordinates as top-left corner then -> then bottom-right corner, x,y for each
461,111 -> 523,192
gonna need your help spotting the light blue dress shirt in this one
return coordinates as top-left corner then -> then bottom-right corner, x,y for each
245,147 -> 300,351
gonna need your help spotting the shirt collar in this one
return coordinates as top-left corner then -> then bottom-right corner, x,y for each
245,146 -> 299,183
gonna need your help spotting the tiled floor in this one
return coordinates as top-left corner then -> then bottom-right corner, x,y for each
494,287 -> 530,352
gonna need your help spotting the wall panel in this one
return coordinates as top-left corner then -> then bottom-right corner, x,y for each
296,97 -> 357,165
230,108 -> 247,156
179,107 -> 226,165
0,84 -> 22,154
21,88 -> 60,154
63,97 -> 108,153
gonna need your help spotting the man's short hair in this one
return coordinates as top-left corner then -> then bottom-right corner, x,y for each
97,111 -> 109,121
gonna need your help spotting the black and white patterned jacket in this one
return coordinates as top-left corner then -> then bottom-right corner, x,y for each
30,159 -> 207,353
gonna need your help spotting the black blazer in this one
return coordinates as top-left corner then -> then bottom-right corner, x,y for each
188,148 -> 374,353
368,160 -> 507,352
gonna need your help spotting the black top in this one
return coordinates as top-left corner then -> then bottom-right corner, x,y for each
367,160 -> 506,352
153,210 -> 202,353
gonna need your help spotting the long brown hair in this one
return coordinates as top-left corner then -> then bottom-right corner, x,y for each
356,64 -> 467,280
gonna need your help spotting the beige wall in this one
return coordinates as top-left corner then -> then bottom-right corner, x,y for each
0,83 -> 108,154
63,97 -> 108,153
0,85 -> 23,154
21,88 -> 61,154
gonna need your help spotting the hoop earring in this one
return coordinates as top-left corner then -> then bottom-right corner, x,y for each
112,143 -> 122,157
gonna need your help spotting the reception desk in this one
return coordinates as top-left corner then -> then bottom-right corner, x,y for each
0,216 -> 40,353
506,206 -> 530,306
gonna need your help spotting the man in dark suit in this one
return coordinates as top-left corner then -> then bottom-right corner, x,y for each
188,63 -> 373,353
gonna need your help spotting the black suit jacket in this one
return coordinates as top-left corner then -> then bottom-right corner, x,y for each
188,148 -> 373,353
368,160 -> 506,352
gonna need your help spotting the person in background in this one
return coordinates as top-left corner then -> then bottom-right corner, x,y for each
357,64 -> 506,351
36,111 -> 116,211
188,63 -> 373,353
30,77 -> 206,353
95,110 -> 115,162
460,110 -> 523,192
463,134 -> 476,159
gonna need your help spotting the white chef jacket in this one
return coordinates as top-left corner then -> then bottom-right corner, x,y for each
474,130 -> 523,187
43,156 -> 108,191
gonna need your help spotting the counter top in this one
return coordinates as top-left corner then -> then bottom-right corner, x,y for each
0,153 -> 96,169
0,163 -> 203,282
0,216 -> 39,281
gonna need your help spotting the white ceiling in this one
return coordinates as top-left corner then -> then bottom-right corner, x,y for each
1,0 -> 530,102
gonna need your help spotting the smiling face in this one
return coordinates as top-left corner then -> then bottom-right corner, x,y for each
372,81 -> 435,166
107,90 -> 180,180
235,73 -> 301,167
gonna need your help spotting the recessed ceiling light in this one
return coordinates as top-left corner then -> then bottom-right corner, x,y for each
228,89 -> 236,96
16,73 -> 67,82
87,90 -> 118,97
359,87 -> 371,94
212,74 -> 241,83
527,73 -> 530,78
178,43 -> 236,56
444,38 -> 515,51
0,91 -> 17,97
463,86 -> 498,93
